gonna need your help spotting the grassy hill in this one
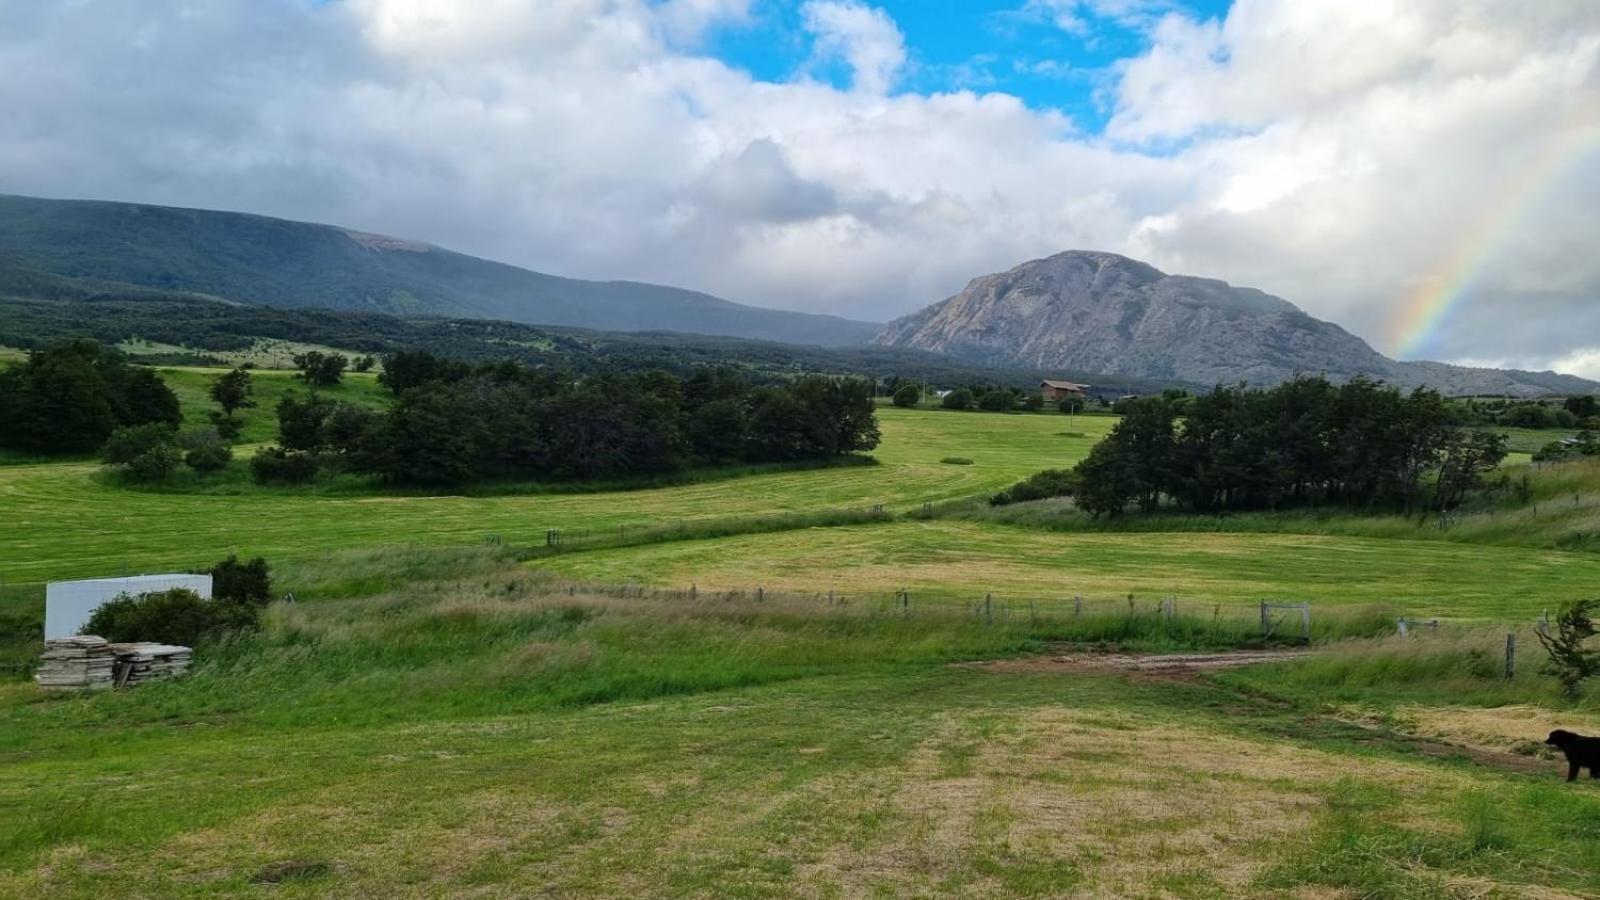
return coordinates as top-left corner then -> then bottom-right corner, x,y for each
0,193 -> 880,346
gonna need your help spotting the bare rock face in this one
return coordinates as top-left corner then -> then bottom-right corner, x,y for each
877,251 -> 1594,396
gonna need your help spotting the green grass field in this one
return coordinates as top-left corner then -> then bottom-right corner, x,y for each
0,403 -> 1112,587
3,552 -> 1597,898
529,519 -> 1600,621
4,364 -> 1600,897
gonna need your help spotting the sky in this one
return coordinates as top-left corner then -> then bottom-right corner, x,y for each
1,0 -> 1597,374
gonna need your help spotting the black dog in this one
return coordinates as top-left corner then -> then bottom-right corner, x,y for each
1546,730 -> 1600,782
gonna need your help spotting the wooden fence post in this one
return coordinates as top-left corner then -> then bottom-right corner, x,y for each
984,593 -> 993,624
1260,601 -> 1269,636
1074,595 -> 1082,618
1397,618 -> 1409,638
1300,603 -> 1310,641
1505,633 -> 1516,679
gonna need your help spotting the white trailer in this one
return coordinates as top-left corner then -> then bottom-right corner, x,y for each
44,574 -> 213,641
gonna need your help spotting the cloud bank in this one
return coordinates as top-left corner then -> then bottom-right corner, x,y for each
0,0 -> 1596,370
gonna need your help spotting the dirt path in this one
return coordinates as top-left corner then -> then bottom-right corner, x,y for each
972,647 -> 1560,777
974,648 -> 1312,677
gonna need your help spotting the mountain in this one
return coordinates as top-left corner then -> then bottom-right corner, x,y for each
876,251 -> 1597,397
0,292 -> 1180,397
0,194 -> 881,347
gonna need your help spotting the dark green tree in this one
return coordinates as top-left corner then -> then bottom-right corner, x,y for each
210,367 -> 255,417
892,384 -> 921,408
941,388 -> 974,410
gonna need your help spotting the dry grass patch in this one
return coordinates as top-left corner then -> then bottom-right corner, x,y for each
1388,705 -> 1600,760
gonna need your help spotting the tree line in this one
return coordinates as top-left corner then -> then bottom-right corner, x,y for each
1069,377 -> 1510,518
256,353 -> 881,485
0,340 -> 180,453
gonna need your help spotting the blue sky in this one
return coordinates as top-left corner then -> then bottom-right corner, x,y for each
706,0 -> 1232,133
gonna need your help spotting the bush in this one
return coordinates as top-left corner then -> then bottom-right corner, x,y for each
82,588 -> 258,646
181,428 -> 233,474
1058,396 -> 1085,414
978,390 -> 1014,412
100,423 -> 182,483
1537,599 -> 1600,698
250,447 -> 319,484
210,555 -> 273,606
1022,395 -> 1044,411
941,388 -> 974,410
991,468 -> 1080,506
891,385 -> 921,408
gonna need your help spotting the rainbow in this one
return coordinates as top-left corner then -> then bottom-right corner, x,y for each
1386,117 -> 1600,359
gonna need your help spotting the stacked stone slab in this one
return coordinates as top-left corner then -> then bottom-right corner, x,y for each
110,643 -> 193,687
35,636 -> 115,691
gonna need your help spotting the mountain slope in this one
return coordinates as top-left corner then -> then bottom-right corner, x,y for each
0,194 -> 880,346
877,251 -> 1596,396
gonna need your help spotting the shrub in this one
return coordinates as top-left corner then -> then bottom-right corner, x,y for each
892,385 -> 921,408
83,588 -> 258,646
991,468 -> 1080,506
978,390 -> 1014,412
1537,599 -> 1600,698
100,423 -> 181,483
210,555 -> 273,606
1022,395 -> 1044,411
1058,396 -> 1085,414
941,388 -> 974,410
181,428 -> 233,474
250,447 -> 319,484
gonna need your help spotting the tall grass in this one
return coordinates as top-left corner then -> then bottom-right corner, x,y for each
1218,625 -> 1600,713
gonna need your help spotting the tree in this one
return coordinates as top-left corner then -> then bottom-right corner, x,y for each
941,388 -> 974,410
378,350 -> 469,396
353,355 -> 376,373
686,398 -> 748,462
100,423 -> 182,482
1537,600 -> 1600,698
210,367 -> 255,417
0,341 -> 179,454
1057,396 -> 1085,414
209,555 -> 273,606
978,390 -> 1014,412
292,351 -> 346,387
892,384 -> 921,408
1565,395 -> 1598,419
1433,430 -> 1508,510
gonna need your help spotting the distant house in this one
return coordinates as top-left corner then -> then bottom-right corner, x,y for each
1040,379 -> 1090,402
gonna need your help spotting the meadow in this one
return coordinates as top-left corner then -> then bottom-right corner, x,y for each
3,549 -> 1598,898
0,377 -> 1113,587
3,363 -> 1600,897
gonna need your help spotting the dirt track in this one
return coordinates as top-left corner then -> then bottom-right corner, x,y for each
975,648 -> 1311,676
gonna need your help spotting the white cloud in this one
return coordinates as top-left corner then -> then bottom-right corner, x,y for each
800,1 -> 906,95
1548,348 -> 1600,381
0,0 -> 1596,367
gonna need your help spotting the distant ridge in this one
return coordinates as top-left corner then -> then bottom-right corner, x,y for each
876,251 -> 1596,397
0,194 -> 882,347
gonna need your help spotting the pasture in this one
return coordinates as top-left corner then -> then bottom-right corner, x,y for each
529,519 -> 1600,621
3,552 -> 1599,898
3,364 -> 1600,897
0,391 -> 1112,587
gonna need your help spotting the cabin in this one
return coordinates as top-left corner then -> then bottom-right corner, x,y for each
1040,379 -> 1090,402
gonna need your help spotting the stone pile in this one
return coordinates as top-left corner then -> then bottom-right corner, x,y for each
34,636 -> 115,691
110,643 -> 193,687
